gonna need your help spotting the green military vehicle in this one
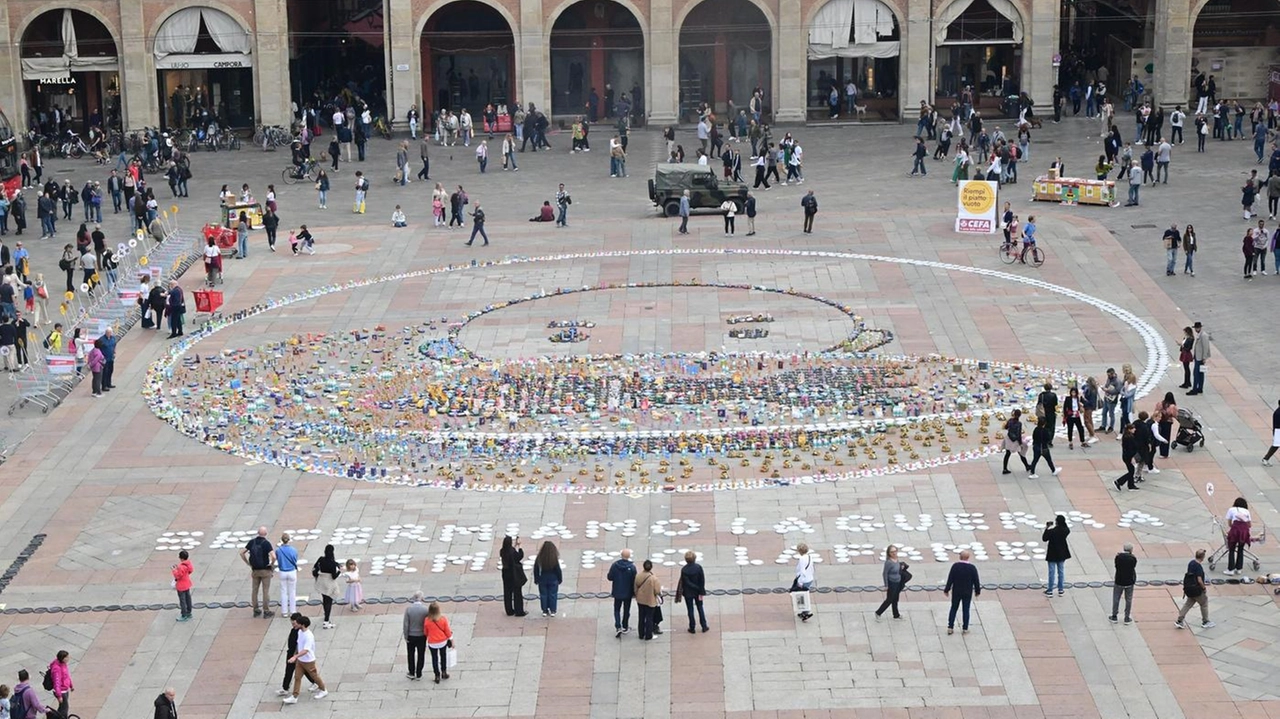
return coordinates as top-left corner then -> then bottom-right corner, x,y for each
648,163 -> 748,217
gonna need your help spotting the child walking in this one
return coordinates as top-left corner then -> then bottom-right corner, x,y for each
343,559 -> 363,611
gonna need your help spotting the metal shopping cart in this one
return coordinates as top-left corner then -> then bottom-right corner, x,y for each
1206,514 -> 1266,572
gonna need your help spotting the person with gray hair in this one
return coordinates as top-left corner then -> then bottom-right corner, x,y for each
403,590 -> 430,680
153,686 -> 178,719
1111,544 -> 1137,624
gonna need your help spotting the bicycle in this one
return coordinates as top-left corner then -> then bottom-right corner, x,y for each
999,239 -> 1044,267
373,116 -> 392,140
282,159 -> 319,185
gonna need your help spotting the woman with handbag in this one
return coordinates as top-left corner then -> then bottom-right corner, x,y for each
423,601 -> 454,683
1177,326 -> 1195,388
1001,408 -> 1031,474
311,544 -> 341,629
874,545 -> 909,620
792,543 -> 815,621
634,559 -> 662,639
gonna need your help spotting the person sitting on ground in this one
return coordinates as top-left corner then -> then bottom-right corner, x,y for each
529,201 -> 555,222
392,205 -> 407,228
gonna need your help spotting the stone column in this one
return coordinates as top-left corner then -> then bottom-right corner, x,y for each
648,0 -> 677,124
1153,0 -> 1194,109
253,0 -> 292,126
118,0 -> 158,129
0,3 -> 21,135
518,0 -> 543,113
775,0 -> 805,123
386,0 -> 417,126
902,0 -> 932,118
1024,0 -> 1060,114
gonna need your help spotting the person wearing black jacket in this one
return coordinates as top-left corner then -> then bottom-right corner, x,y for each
1042,515 -> 1072,596
675,551 -> 709,633
943,550 -> 981,634
1115,422 -> 1142,490
1027,416 -> 1057,478
499,536 -> 528,617
262,208 -> 280,252
1136,411 -> 1162,474
311,544 -> 341,628
1001,408 -> 1031,474
276,612 -> 311,697
11,193 -> 26,236
153,688 -> 178,719
1037,382 -> 1059,443
1111,544 -> 1137,623
147,283 -> 166,330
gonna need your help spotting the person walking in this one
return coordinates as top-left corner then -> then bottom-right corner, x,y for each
1082,376 -> 1100,441
1156,137 -> 1172,183
943,550 -> 981,634
475,140 -> 488,174
801,190 -> 817,233
1114,422 -> 1143,491
423,602 -> 454,683
1042,515 -> 1071,596
675,550 -> 709,633
634,559 -> 662,640
1110,544 -> 1137,623
1063,387 -> 1087,449
171,550 -> 194,622
311,544 -> 341,629
607,548 -> 637,637
910,136 -> 928,176
1224,498 -> 1252,576
499,536 -> 527,617
276,620 -> 306,698
1027,416 -> 1058,478
449,186 -> 466,228
283,615 -> 328,703
1001,408 -> 1031,474
403,591 -> 430,680
315,170 -> 330,210
240,526 -> 275,618
1189,321 -> 1210,395
276,533 -> 300,617
677,190 -> 690,234
395,141 -> 409,186
263,208 -> 280,252
1162,224 -> 1181,276
1262,399 -> 1280,466
353,171 -> 367,214
418,137 -> 431,180
874,544 -> 907,620
792,543 -> 815,621
1175,549 -> 1215,629
48,651 -> 73,718
533,541 -> 562,617
153,687 -> 178,719
501,134 -> 517,172
466,203 -> 489,246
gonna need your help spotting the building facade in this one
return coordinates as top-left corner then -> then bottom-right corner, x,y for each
0,0 -> 1273,135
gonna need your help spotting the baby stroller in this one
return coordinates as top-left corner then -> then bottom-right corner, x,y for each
1173,407 -> 1205,451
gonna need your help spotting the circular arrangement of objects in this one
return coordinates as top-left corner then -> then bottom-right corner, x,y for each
144,248 -> 1165,494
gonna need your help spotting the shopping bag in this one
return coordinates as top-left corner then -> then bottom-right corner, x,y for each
446,646 -> 459,668
790,590 -> 812,615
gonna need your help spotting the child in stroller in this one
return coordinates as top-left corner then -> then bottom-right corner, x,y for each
1174,407 -> 1205,451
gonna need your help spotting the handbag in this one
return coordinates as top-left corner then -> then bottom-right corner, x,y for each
790,589 -> 812,615
899,563 -> 913,585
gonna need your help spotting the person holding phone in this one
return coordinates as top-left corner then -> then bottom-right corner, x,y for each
500,536 -> 528,617
1042,515 -> 1072,597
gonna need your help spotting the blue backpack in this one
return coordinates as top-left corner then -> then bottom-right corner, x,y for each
11,683 -> 29,719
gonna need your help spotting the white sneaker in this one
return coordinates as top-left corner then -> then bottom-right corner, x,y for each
1223,569 -> 1235,576
313,690 -> 328,699
276,689 -> 290,697
1028,473 -> 1040,479
282,696 -> 298,704
1202,621 -> 1216,628
1263,459 -> 1273,466
1052,468 -> 1062,476
323,621 -> 334,629
1148,467 -> 1161,474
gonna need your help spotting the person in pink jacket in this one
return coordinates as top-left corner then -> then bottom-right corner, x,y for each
172,550 -> 194,622
49,650 -> 73,717
87,339 -> 105,397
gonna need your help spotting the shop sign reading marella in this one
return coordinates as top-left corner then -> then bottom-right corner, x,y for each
955,180 -> 998,234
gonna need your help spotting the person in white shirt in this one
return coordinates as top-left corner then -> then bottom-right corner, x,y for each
392,206 -> 407,228
696,148 -> 708,167
788,144 -> 804,183
1224,497 -> 1253,575
792,543 -> 815,621
284,615 -> 328,704
719,199 -> 735,236
460,110 -> 473,146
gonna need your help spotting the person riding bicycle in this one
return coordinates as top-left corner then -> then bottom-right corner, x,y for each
290,141 -> 308,179
1021,214 -> 1038,262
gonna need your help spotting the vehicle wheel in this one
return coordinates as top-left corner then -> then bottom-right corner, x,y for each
282,169 -> 298,185
1208,562 -> 1216,571
1030,246 -> 1045,267
999,243 -> 1017,264
68,146 -> 83,160
664,201 -> 681,217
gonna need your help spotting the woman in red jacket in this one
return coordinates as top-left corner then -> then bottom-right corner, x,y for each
423,602 -> 454,683
172,550 -> 194,622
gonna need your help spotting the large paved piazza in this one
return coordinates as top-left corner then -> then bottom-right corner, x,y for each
1,116 -> 1280,719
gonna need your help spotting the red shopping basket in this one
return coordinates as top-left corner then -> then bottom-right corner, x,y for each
202,222 -> 236,250
194,289 -> 223,314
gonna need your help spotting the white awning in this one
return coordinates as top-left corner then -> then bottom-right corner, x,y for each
22,56 -> 70,81
809,0 -> 899,58
20,10 -> 117,80
935,0 -> 1024,44
154,7 -> 252,61
155,53 -> 253,70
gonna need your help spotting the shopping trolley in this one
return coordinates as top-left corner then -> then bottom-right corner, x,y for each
8,362 -> 78,415
1206,514 -> 1266,572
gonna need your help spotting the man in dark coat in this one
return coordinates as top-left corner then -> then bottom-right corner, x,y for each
943,550 -> 981,633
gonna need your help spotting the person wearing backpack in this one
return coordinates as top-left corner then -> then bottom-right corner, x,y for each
1175,549 -> 1214,629
239,526 -> 276,618
11,669 -> 51,719
1110,543 -> 1138,623
47,651 -> 73,718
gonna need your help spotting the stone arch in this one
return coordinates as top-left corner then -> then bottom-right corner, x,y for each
803,0 -> 904,121
545,0 -> 649,117
150,2 -> 254,51
676,0 -> 777,121
13,4 -> 119,49
417,0 -> 520,114
415,0 -> 520,38
803,0 -> 904,29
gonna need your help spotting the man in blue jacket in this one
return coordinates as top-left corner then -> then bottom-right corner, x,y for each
607,549 -> 637,638
944,550 -> 981,634
99,326 -> 117,391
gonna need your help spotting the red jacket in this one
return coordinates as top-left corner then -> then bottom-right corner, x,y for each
172,559 -> 194,592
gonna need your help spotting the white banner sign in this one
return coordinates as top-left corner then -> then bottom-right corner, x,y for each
955,180 -> 999,234
155,53 -> 253,70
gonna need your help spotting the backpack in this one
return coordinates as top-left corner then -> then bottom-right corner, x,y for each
1183,570 -> 1203,598
42,665 -> 54,690
11,684 -> 28,718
